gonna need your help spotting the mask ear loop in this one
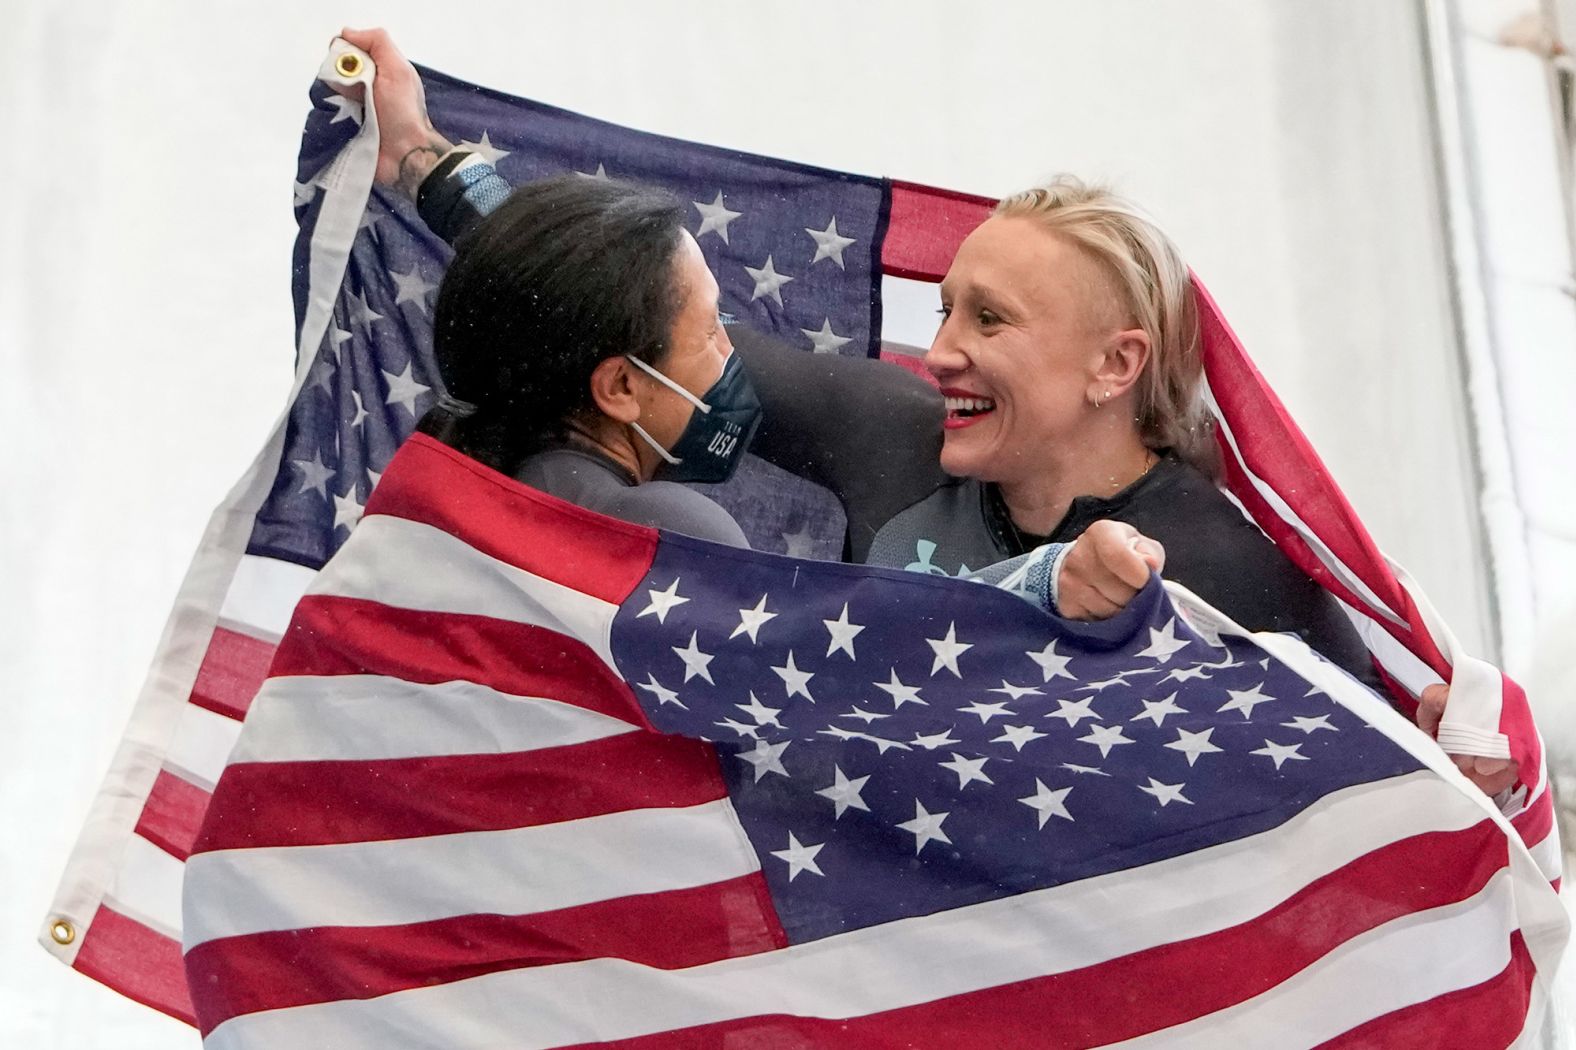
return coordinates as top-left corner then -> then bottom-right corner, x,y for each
625,354 -> 713,414
628,421 -> 682,465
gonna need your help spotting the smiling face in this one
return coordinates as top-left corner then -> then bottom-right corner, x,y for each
925,215 -> 1128,483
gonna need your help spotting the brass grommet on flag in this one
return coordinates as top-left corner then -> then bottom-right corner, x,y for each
335,52 -> 363,78
49,919 -> 75,946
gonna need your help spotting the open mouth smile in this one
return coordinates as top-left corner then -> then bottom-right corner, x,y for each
941,388 -> 996,430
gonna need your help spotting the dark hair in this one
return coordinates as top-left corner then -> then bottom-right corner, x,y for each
425,175 -> 688,471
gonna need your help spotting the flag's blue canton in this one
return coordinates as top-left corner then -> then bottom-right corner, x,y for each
610,535 -> 1425,945
256,73 -> 868,568
419,68 -> 888,361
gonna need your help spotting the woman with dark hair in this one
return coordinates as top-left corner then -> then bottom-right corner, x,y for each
422,174 -> 761,548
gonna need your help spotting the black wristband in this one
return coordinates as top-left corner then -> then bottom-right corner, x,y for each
416,149 -> 473,211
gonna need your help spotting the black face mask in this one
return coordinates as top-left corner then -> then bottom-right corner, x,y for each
625,351 -> 763,484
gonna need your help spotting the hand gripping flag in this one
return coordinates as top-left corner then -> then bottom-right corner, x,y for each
41,39 -> 1565,1037
184,432 -> 1566,1047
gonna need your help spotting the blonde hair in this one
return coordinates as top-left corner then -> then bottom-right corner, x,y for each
994,176 -> 1218,474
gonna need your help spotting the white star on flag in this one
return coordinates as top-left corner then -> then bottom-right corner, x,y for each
1130,693 -> 1187,728
1163,665 -> 1212,684
802,318 -> 852,354
636,673 -> 683,708
1019,780 -> 1075,828
737,739 -> 791,782
1061,762 -> 1111,777
745,255 -> 794,306
926,622 -> 971,677
326,323 -> 353,361
874,668 -> 926,708
324,93 -> 362,124
992,724 -> 1048,752
816,766 -> 869,818
822,603 -> 865,659
637,578 -> 689,624
910,728 -> 961,751
805,216 -> 856,267
391,266 -> 439,311
958,700 -> 1011,724
989,680 -> 1043,701
1251,740 -> 1310,770
714,717 -> 759,740
1137,619 -> 1190,662
331,483 -> 364,533
840,706 -> 887,724
1282,714 -> 1338,734
1026,640 -> 1075,682
896,800 -> 952,855
346,287 -> 383,334
458,130 -> 511,164
770,833 -> 825,881
348,389 -> 369,429
672,631 -> 716,684
382,363 -> 431,418
939,753 -> 992,789
1165,727 -> 1223,766
736,692 -> 784,728
291,449 -> 335,499
693,190 -> 742,243
730,595 -> 777,642
771,651 -> 815,701
1219,684 -> 1276,720
1078,723 -> 1136,758
1138,778 -> 1193,807
1047,696 -> 1100,727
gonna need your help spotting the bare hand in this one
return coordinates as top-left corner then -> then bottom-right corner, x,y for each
1415,683 -> 1520,796
333,27 -> 453,194
1056,520 -> 1165,620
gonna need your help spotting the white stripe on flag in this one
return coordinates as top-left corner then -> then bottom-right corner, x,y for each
1202,379 -> 1404,628
1109,869 -> 1519,1048
879,273 -> 942,353
183,798 -> 759,949
232,675 -> 640,763
164,702 -> 245,791
309,514 -> 619,669
218,554 -> 318,639
105,833 -> 188,939
202,772 -> 1490,1049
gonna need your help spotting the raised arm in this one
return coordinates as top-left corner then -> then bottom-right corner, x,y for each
341,27 -> 947,552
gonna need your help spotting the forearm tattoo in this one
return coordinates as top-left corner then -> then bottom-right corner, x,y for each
396,135 -> 451,199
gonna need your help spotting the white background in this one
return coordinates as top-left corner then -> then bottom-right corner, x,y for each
0,1 -> 1557,1045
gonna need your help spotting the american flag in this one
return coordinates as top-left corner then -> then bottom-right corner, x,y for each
41,42 -> 1563,1038
182,432 -> 1564,1047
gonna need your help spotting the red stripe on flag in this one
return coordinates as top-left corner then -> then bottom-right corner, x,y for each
194,732 -> 729,852
71,905 -> 195,1027
1315,931 -> 1533,1049
1511,791 -> 1554,850
134,768 -> 212,861
188,625 -> 278,720
185,874 -> 788,1036
273,596 -> 650,728
1197,279 -> 1416,637
369,434 -> 658,607
881,181 -> 995,282
554,824 -> 1508,1049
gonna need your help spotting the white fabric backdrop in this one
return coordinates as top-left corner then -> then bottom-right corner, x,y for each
0,1 -> 1536,1045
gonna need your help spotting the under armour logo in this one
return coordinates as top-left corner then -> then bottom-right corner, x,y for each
905,540 -> 971,578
